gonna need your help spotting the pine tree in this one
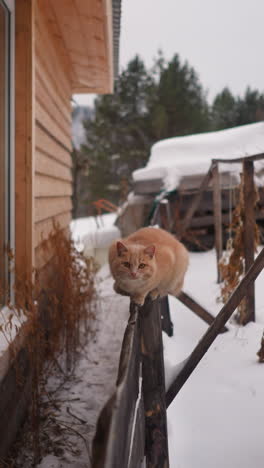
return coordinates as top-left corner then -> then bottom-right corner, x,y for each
211,87 -> 238,130
76,53 -> 210,213
150,54 -> 210,138
211,87 -> 264,130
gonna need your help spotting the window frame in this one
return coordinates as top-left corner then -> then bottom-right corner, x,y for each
1,0 -> 15,303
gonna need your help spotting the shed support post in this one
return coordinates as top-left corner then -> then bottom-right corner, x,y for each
242,160 -> 255,323
212,163 -> 223,283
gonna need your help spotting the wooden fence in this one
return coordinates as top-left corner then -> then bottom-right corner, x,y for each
92,245 -> 264,467
92,296 -> 170,468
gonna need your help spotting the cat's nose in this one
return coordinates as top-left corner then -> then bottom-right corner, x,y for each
131,271 -> 137,278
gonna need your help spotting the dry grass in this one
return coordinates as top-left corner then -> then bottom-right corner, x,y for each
219,174 -> 259,324
0,223 -> 96,466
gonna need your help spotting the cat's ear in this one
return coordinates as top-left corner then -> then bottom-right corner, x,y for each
117,241 -> 128,256
144,245 -> 155,258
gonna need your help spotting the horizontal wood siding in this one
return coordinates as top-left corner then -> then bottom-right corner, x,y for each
34,1 -> 73,270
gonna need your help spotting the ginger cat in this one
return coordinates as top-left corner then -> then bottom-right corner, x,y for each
108,227 -> 189,306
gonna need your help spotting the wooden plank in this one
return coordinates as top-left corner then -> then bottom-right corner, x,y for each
35,7 -> 71,99
35,69 -> 71,133
140,298 -> 169,468
127,394 -> 145,468
36,0 -> 75,87
166,247 -> 264,407
35,174 -> 72,198
212,153 -> 264,164
212,163 -> 223,283
242,160 -> 255,323
15,0 -> 35,286
35,197 -> 72,223
35,50 -> 71,121
160,296 -> 174,337
35,149 -> 72,182
92,304 -> 142,468
35,212 -> 72,248
35,99 -> 71,150
35,124 -> 72,167
178,164 -> 214,238
178,291 -> 228,333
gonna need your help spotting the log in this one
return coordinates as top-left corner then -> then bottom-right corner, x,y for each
166,247 -> 264,407
242,160 -> 255,323
178,291 -> 228,333
140,298 -> 169,468
212,163 -> 223,283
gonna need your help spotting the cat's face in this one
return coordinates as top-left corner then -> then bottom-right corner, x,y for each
114,241 -> 156,282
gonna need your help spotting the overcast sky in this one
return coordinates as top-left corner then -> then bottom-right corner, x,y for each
74,0 -> 264,106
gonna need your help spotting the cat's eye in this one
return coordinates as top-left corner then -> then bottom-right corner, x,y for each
138,263 -> 146,269
122,261 -> 130,268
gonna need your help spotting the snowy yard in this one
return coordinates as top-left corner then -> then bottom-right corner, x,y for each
165,249 -> 264,468
34,216 -> 264,467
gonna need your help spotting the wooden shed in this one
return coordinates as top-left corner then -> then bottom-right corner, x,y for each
0,0 -> 121,300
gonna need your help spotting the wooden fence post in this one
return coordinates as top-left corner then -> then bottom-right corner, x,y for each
212,163 -> 223,283
140,297 -> 169,468
242,160 -> 255,323
160,296 -> 174,337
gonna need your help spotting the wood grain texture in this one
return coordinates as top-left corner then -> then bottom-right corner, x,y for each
35,124 -> 72,167
34,1 -> 73,267
35,174 -> 72,198
35,149 -> 72,182
35,100 -> 71,150
212,163 -> 223,283
37,0 -> 113,93
140,298 -> 169,468
15,0 -> 35,285
35,197 -> 72,223
242,160 -> 255,323
35,212 -> 72,248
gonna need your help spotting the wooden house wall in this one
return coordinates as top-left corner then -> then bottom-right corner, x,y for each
34,2 -> 73,270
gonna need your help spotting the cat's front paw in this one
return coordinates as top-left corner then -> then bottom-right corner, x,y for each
132,295 -> 145,306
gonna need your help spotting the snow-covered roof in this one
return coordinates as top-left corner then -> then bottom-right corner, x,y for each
133,122 -> 264,192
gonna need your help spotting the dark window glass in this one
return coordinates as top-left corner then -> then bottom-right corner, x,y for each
0,1 -> 8,303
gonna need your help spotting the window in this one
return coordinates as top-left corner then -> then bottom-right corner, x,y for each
0,0 -> 14,303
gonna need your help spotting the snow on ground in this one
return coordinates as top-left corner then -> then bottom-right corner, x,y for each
34,270 -> 129,468
70,214 -> 120,267
37,214 -> 264,467
165,249 -> 264,468
70,213 -> 120,251
133,122 -> 264,191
